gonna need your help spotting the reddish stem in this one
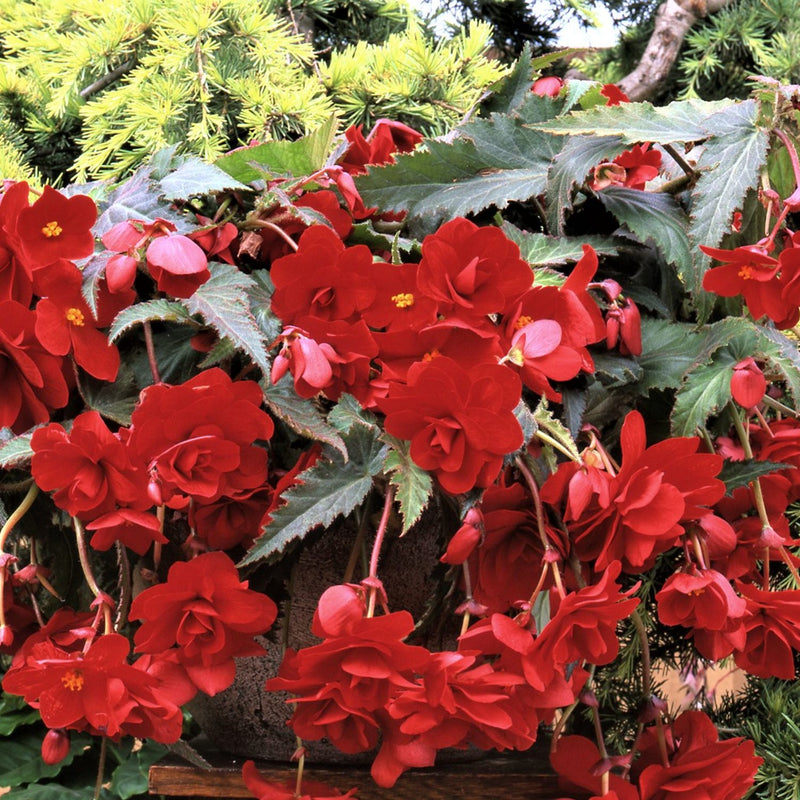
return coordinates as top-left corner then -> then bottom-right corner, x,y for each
366,485 -> 395,618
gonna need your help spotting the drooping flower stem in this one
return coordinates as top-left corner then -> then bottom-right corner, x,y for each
294,735 -> 306,798
0,483 -> 39,552
142,320 -> 161,384
93,736 -> 107,800
249,219 -> 299,252
366,484 -> 395,618
73,516 -> 112,634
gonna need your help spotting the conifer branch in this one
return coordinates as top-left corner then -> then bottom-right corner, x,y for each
79,57 -> 137,99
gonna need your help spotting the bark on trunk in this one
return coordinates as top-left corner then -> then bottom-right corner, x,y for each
616,0 -> 733,102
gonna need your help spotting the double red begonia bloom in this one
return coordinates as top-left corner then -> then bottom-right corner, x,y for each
187,215 -> 238,264
542,411 -> 725,572
416,217 -> 533,321
30,410 -> 147,520
655,568 -> 746,660
126,368 -> 274,509
0,299 -> 69,433
242,760 -> 358,800
130,551 -> 278,696
2,633 -> 183,742
733,583 -> 800,679
270,226 -> 376,325
636,711 -> 761,800
33,259 -> 121,381
379,356 -> 523,494
267,585 -> 431,755
14,184 -> 97,269
551,735 -> 640,800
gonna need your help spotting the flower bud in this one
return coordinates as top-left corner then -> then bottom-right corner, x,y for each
531,76 -> 564,97
41,729 -> 70,765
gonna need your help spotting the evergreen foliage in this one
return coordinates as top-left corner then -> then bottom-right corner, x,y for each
0,0 -> 505,183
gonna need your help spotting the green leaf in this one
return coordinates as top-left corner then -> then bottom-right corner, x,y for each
0,431 -> 35,470
109,741 -> 167,800
545,135 -> 628,233
382,435 -> 432,534
671,349 -> 737,436
0,693 -> 40,736
247,269 -> 283,346
482,42 -> 535,116
81,365 -> 139,425
347,222 -> 418,257
688,100 -> 770,321
592,352 -> 643,386
4,785 -> 112,799
109,299 -> 194,343
262,379 -> 346,457
513,399 -> 537,447
215,117 -> 337,184
160,158 -> 249,200
79,250 -> 115,317
0,730 -> 92,788
502,223 -> 621,266
240,426 -> 387,567
328,393 -> 379,434
719,459 -> 793,496
597,186 -> 691,271
94,163 -> 191,237
532,98 -> 728,144
533,397 -> 581,462
637,319 -> 709,393
754,326 -> 800,405
356,115 -> 561,221
180,262 -> 270,376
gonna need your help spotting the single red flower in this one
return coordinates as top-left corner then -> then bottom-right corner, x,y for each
14,185 -> 96,269
146,234 -> 210,298
31,410 -> 147,519
416,217 -> 533,321
187,215 -> 238,264
0,181 -> 36,305
379,357 -> 523,494
339,119 -> 422,176
613,144 -> 662,190
127,368 -> 274,509
242,760 -> 358,800
637,711 -> 761,800
600,84 -> 629,105
130,551 -> 278,696
0,299 -> 69,433
86,509 -> 167,555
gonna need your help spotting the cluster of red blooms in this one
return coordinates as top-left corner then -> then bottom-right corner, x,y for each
1,107 -> 792,800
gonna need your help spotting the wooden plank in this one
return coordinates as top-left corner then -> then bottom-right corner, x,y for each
149,751 -> 568,800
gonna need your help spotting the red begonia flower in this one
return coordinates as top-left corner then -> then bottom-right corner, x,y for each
190,483 -> 271,551
270,226 -> 376,325
130,551 -> 278,696
31,410 -> 147,519
339,119 -> 422,176
86,509 -> 167,555
15,185 -> 96,269
380,356 -> 523,494
637,711 -> 761,800
360,261 -> 438,332
730,357 -> 766,409
613,144 -> 662,190
0,181 -> 36,304
416,217 -> 533,320
188,215 -> 238,264
655,568 -> 746,660
440,507 -> 484,565
146,234 -> 210,298
550,735 -> 640,800
600,84 -> 629,105
127,368 -> 274,509
33,259 -> 121,381
242,760 -> 358,800
2,633 -> 183,742
41,728 -> 70,765
531,76 -> 564,97
0,299 -> 69,433
605,297 -> 642,356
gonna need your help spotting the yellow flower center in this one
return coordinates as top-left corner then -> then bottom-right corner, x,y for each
61,669 -> 84,692
391,292 -> 415,309
422,348 -> 441,362
41,221 -> 63,238
66,308 -> 85,327
507,347 -> 525,366
514,315 -> 533,330
737,266 -> 753,280
689,588 -> 705,597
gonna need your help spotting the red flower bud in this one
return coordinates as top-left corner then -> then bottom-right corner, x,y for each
731,357 -> 766,409
531,76 -> 564,97
41,729 -> 70,765
0,625 -> 13,648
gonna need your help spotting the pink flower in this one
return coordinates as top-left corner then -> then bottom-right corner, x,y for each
145,234 -> 210,297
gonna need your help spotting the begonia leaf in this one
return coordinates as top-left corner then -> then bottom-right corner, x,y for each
591,352 -> 643,387
481,42 -> 536,116
0,693 -> 40,735
719,459 -> 794,496
180,262 -> 270,376
0,430 -> 35,470
108,299 -> 194,342
80,364 -> 139,425
329,393 -> 380,434
753,325 -> 800,405
637,319 -> 710,393
688,100 -> 770,322
502,223 -> 620,267
0,730 -> 92,788
79,249 -> 115,316
597,186 -> 691,271
262,379 -> 346,458
356,114 -> 561,222
159,158 -> 249,201
382,435 -> 433,534
240,426 -> 387,567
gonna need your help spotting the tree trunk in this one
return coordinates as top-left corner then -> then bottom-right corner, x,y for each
616,0 -> 733,101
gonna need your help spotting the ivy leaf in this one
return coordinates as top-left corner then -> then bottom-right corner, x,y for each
671,349 -> 737,436
597,186 -> 691,271
0,431 -> 35,470
262,379 -> 346,458
688,100 -> 770,321
239,426 -> 387,567
545,135 -> 628,233
94,163 -> 190,237
109,299 -> 195,342
356,115 -> 561,221
532,98 -> 726,144
502,223 -> 621,265
215,117 -> 337,183
160,158 -> 250,200
382,435 -> 432,534
180,262 -> 270,376
719,459 -> 793,496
